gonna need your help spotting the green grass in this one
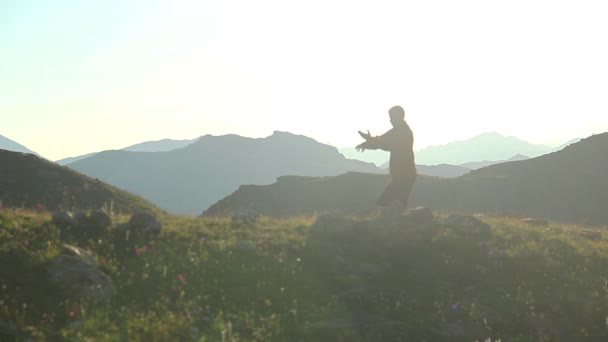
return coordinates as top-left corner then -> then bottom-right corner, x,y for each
1,208 -> 608,341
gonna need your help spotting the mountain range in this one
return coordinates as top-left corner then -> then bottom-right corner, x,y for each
341,132 -> 579,166
66,131 -> 380,214
0,134 -> 39,156
204,133 -> 608,224
56,138 -> 198,165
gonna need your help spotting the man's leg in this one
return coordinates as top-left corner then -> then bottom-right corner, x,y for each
377,181 -> 403,217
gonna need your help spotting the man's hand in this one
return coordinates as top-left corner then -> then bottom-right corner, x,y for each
358,130 -> 372,141
356,142 -> 367,152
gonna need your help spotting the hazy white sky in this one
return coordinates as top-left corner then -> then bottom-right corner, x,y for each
2,0 -> 608,160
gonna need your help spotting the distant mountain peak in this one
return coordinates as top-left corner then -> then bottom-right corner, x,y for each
0,134 -> 40,156
415,132 -> 553,165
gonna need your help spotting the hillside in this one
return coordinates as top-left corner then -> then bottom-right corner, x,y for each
204,172 -> 392,217
2,209 -> 608,340
67,131 -> 381,214
0,149 -> 158,213
413,133 -> 608,223
205,133 -> 608,224
0,135 -> 39,156
381,163 -> 472,178
460,154 -> 529,170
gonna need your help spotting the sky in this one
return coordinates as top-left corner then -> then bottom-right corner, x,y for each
2,0 -> 608,160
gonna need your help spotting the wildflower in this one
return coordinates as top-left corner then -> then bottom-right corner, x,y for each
178,274 -> 187,285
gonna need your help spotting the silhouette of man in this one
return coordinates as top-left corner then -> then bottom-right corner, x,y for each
356,105 -> 417,213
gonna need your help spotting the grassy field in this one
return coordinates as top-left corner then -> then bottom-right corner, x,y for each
1,208 -> 608,341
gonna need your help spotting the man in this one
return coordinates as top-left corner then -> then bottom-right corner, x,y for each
356,105 -> 417,213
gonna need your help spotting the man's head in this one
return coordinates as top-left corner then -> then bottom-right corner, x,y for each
388,105 -> 405,126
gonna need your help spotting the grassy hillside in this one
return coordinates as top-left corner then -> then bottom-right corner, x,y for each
0,149 -> 159,214
2,208 -> 608,341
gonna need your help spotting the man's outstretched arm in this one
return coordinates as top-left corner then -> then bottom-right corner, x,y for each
356,129 -> 394,152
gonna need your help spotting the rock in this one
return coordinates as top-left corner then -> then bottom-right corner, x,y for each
129,211 -> 162,235
521,218 -> 549,227
47,244 -> 115,301
60,244 -> 96,266
52,209 -> 78,227
89,209 -> 111,229
78,210 -> 112,237
397,207 -> 434,225
579,230 -> 602,241
445,214 -> 491,236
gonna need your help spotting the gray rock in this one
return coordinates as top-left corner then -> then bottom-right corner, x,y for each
52,209 -> 78,227
129,211 -> 162,235
78,210 -> 112,237
47,244 -> 115,301
89,210 -> 111,229
398,207 -> 434,225
60,244 -> 96,266
445,214 -> 491,236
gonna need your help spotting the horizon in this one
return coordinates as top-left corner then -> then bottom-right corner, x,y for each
2,0 -> 608,160
1,129 -> 584,162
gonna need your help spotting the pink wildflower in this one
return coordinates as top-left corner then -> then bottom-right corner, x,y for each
177,274 -> 187,285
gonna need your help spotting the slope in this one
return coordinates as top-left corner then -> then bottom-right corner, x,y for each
0,149 -> 158,213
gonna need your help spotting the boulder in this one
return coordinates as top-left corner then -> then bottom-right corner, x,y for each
445,214 -> 491,237
129,211 -> 162,235
77,210 -> 112,237
52,209 -> 78,227
397,207 -> 434,225
47,244 -> 115,301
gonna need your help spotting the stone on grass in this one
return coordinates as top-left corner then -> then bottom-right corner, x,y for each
129,211 -> 162,235
47,244 -> 115,301
398,207 -> 434,225
52,209 -> 78,227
